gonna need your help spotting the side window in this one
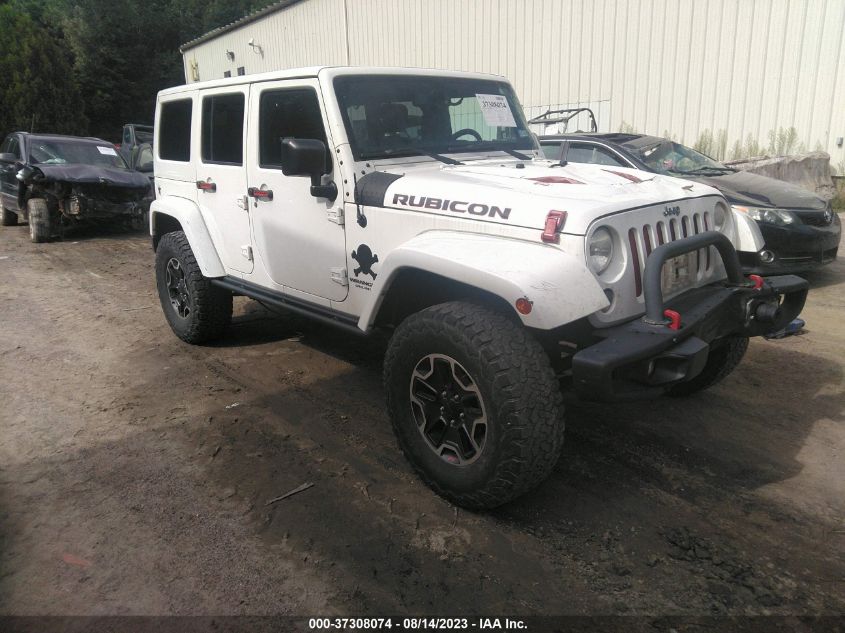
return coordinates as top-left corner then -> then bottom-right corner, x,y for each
137,146 -> 154,171
258,88 -> 330,171
566,143 -> 626,167
540,143 -> 562,160
7,137 -> 21,160
201,93 -> 245,165
159,99 -> 193,162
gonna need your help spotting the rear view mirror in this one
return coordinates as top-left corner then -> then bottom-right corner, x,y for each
279,138 -> 337,202
0,153 -> 17,164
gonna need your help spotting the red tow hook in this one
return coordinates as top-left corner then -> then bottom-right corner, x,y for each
663,309 -> 682,330
748,274 -> 764,290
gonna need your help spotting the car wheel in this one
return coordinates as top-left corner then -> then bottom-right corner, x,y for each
384,301 -> 565,509
155,231 -> 232,344
0,198 -> 17,226
667,336 -> 749,397
27,198 -> 51,242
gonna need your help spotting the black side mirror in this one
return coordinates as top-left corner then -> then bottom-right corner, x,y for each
279,138 -> 337,202
0,152 -> 17,164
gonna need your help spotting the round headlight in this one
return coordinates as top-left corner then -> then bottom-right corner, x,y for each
588,227 -> 614,274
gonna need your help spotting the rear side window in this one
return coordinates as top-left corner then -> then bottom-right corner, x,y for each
258,88 -> 330,171
540,143 -> 562,160
567,143 -> 626,167
159,99 -> 192,162
201,93 -> 245,165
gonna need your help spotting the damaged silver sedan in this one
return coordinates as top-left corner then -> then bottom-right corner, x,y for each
0,132 -> 152,242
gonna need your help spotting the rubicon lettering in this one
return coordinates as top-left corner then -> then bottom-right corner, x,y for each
392,194 -> 512,220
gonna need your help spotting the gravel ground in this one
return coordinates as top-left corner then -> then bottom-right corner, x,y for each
0,220 -> 843,623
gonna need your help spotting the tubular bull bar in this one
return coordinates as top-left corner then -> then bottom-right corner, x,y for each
572,231 -> 809,401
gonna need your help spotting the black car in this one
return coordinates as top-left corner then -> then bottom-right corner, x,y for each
535,112 -> 840,273
0,132 -> 151,242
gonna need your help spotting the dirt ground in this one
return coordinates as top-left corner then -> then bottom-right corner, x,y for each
0,220 -> 843,622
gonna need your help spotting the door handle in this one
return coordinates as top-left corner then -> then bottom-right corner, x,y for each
196,180 -> 216,193
248,186 -> 273,201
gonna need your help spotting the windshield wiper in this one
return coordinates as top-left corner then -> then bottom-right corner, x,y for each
670,165 -> 735,175
359,148 -> 462,165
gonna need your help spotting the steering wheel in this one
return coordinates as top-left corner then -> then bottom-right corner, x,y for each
450,129 -> 482,141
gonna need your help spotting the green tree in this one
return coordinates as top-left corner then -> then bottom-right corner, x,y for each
0,5 -> 86,140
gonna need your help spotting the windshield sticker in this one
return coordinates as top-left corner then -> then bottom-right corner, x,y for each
97,146 -> 118,156
475,94 -> 517,128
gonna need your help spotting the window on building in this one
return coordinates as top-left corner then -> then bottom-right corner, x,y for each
566,143 -> 626,167
258,88 -> 331,171
237,67 -> 245,76
223,71 -> 231,78
158,99 -> 193,162
201,93 -> 245,165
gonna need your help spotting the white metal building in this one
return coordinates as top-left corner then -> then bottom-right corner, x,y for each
180,0 -> 845,170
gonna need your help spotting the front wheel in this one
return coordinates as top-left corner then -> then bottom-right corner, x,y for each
667,336 -> 749,396
384,302 -> 565,509
155,231 -> 232,344
27,198 -> 51,242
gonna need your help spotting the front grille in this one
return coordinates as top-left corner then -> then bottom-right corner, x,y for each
626,211 -> 715,298
796,211 -> 832,227
588,195 -> 728,327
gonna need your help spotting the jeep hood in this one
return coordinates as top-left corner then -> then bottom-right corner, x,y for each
358,159 -> 722,234
31,164 -> 151,190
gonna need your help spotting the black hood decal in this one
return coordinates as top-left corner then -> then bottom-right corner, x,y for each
355,171 -> 403,207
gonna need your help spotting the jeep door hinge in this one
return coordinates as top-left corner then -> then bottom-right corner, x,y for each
330,267 -> 348,286
241,245 -> 253,261
327,207 -> 344,225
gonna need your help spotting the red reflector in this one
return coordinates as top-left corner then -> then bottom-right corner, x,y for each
664,309 -> 682,330
515,297 -> 533,315
748,274 -> 764,290
541,210 -> 567,243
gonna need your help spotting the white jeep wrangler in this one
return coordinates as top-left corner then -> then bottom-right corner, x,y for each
150,67 -> 807,509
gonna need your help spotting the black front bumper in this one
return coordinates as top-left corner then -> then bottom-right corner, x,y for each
740,213 -> 841,273
572,232 -> 808,401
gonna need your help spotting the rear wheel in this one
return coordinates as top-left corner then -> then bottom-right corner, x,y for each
667,336 -> 749,396
155,231 -> 232,344
384,301 -> 565,509
27,198 -> 50,242
0,198 -> 17,226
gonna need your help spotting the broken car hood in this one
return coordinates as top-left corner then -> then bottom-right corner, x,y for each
359,158 -> 723,234
33,164 -> 151,189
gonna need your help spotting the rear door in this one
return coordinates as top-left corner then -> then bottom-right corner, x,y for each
196,86 -> 253,274
246,79 -> 347,302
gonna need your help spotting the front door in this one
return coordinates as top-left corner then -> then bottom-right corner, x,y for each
0,135 -> 22,212
246,79 -> 347,302
195,86 -> 253,274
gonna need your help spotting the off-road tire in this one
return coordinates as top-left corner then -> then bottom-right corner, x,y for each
27,198 -> 51,242
155,231 -> 232,344
667,336 -> 749,397
384,301 -> 565,510
0,198 -> 17,226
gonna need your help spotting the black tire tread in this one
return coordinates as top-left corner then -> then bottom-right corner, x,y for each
27,198 -> 50,242
668,336 -> 749,397
155,231 -> 232,344
0,199 -> 17,226
384,301 -> 565,509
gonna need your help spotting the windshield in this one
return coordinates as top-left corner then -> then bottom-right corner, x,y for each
334,75 -> 536,161
29,139 -> 128,169
637,141 -> 730,175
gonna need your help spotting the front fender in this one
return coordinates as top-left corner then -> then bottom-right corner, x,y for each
150,196 -> 225,278
359,231 -> 609,330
